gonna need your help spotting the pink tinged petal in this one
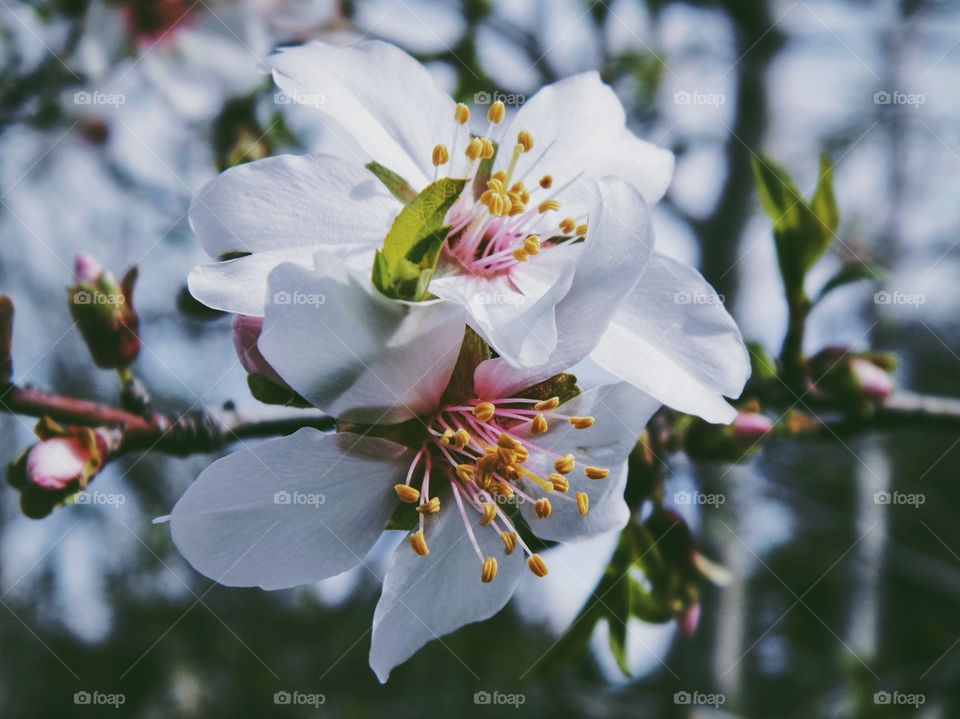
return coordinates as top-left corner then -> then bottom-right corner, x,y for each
259,255 -> 466,424
170,430 -> 409,590
189,152 -> 399,258
271,40 -> 456,190
851,358 -> 893,399
731,411 -> 774,444
74,252 -> 103,283
515,383 -> 661,543
474,177 -> 654,397
369,492 -> 525,683
590,252 -> 750,424
231,314 -> 289,388
677,603 -> 701,637
26,437 -> 90,490
501,72 -> 674,205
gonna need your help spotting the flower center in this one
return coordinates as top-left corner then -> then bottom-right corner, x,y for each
393,394 -> 610,583
430,102 -> 588,278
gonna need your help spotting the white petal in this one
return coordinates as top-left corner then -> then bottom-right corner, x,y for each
170,430 -> 409,590
590,253 -> 750,423
369,493 -> 524,682
474,178 -> 653,397
188,247 -> 317,316
271,41 -> 456,189
189,152 -> 398,257
260,255 -> 466,423
503,73 -> 674,205
517,383 -> 660,542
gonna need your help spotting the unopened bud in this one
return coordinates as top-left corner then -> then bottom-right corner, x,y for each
232,315 -> 290,389
68,256 -> 139,369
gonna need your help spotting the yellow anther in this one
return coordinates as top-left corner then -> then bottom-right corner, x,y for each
431,144 -> 449,166
409,530 -> 429,556
440,428 -> 454,445
481,556 -> 499,583
514,445 -> 529,463
523,236 -> 541,256
497,433 -> 522,450
539,174 -> 553,189
480,502 -> 497,526
534,396 -> 560,411
472,402 -> 496,422
548,473 -> 569,492
454,428 -> 471,448
534,498 -> 552,518
529,413 -> 549,434
487,100 -> 506,124
559,218 -> 577,234
503,465 -> 522,481
477,453 -> 499,475
454,102 -> 470,125
569,416 -> 596,430
456,463 -> 476,483
527,554 -> 549,577
492,170 -> 507,182
394,484 -> 420,503
511,248 -> 529,262
494,481 -> 514,500
576,491 -> 589,516
496,447 -> 516,467
538,199 -> 560,213
500,531 -> 517,555
584,466 -> 610,480
575,223 -> 588,236
554,454 -> 576,474
465,137 -> 484,160
479,139 -> 494,161
517,130 -> 533,152
417,496 -> 441,514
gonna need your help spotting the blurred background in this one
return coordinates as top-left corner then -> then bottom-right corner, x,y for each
1,0 -> 959,716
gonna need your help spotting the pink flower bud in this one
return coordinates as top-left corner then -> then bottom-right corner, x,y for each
850,357 -> 893,400
677,602 -> 701,637
74,252 -> 104,284
731,411 -> 774,445
25,436 -> 92,491
232,315 -> 289,389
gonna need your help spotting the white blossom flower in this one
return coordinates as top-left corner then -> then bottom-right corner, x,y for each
188,39 -> 749,422
170,250 -> 661,682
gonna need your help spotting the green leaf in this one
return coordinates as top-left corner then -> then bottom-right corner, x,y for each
751,153 -> 837,299
247,373 -> 312,408
811,152 -> 839,234
384,501 -> 419,531
813,262 -> 883,304
747,341 -> 778,382
372,177 -> 467,301
366,161 -> 417,204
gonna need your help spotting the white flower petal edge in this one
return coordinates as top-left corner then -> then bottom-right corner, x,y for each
272,40 -> 455,190
170,429 -> 410,590
369,492 -> 524,683
498,72 -> 674,205
473,177 -> 654,394
259,253 -> 467,424
515,383 -> 660,542
590,253 -> 751,424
